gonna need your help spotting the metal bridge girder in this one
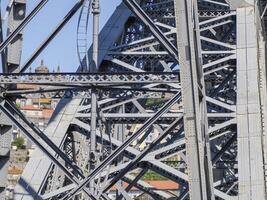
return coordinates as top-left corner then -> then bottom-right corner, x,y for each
0,0 -> 265,200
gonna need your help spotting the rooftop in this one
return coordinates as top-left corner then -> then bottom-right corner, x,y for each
8,166 -> 23,175
110,180 -> 179,191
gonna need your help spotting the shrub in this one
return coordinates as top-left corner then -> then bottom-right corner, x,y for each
12,137 -> 25,149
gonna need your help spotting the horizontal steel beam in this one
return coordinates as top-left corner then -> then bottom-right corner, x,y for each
3,88 -> 177,100
76,113 -> 182,118
77,113 -> 181,124
0,72 -> 179,85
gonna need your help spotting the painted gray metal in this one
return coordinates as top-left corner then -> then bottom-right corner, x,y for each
0,0 -> 26,198
175,0 -> 214,199
0,72 -> 179,85
0,0 -> 265,200
237,6 -> 266,199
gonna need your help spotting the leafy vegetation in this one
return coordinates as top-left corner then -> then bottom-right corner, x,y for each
145,99 -> 165,107
12,137 -> 25,149
142,170 -> 167,181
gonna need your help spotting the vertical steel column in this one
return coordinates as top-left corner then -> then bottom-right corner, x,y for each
90,88 -> 97,194
90,0 -> 100,194
91,0 -> 100,73
115,105 -> 125,198
0,1 -> 26,198
259,0 -> 267,193
174,0 -> 214,199
236,6 -> 266,199
0,3 -> 6,71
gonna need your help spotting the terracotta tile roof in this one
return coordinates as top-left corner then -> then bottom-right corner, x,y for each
42,109 -> 54,119
110,180 -> 179,191
32,98 -> 52,104
20,106 -> 54,118
146,180 -> 179,190
8,166 -> 23,175
20,105 -> 41,111
16,84 -> 37,89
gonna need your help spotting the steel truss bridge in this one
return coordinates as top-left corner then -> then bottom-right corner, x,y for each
0,0 -> 267,199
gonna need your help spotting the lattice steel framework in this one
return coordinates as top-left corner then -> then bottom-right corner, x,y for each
0,0 -> 266,200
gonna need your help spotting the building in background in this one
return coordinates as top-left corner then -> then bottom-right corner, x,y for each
108,180 -> 180,199
13,60 -> 61,147
5,61 -> 62,199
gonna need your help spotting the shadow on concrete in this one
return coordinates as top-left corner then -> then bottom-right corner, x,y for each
14,177 -> 42,200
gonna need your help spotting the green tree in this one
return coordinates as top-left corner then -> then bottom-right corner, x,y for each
12,137 -> 25,149
142,170 -> 167,181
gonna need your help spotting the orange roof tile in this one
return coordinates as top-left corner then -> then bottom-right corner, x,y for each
16,84 -> 37,89
110,180 -> 179,191
146,180 -> 179,190
42,109 -> 54,119
32,98 -> 52,104
8,166 -> 23,175
20,105 -> 41,111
